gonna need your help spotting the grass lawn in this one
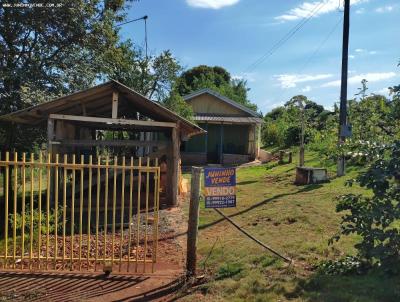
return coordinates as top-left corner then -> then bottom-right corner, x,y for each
179,152 -> 400,302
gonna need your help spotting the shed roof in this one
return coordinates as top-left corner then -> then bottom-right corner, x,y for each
183,88 -> 262,118
0,80 -> 205,137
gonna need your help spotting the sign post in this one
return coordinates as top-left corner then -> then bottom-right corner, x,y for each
204,167 -> 236,208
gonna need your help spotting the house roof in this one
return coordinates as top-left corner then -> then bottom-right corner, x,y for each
183,88 -> 262,118
0,80 -> 205,137
194,115 -> 263,124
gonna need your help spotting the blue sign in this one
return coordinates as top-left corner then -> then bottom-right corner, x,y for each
204,167 -> 236,208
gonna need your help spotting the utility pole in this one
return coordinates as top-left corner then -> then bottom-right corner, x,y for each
298,99 -> 305,167
337,0 -> 350,177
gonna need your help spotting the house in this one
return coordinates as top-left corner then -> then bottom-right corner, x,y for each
181,88 -> 263,165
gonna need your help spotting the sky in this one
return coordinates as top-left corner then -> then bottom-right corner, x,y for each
119,0 -> 400,114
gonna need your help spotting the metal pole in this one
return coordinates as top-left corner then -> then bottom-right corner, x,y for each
337,0 -> 350,176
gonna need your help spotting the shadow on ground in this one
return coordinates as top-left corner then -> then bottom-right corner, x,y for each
0,271 -> 185,302
283,269 -> 400,302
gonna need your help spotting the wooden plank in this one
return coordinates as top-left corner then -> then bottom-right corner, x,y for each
112,91 -> 119,119
49,139 -> 169,148
49,114 -> 177,128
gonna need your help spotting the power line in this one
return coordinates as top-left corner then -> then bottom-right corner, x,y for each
115,15 -> 148,27
245,0 -> 328,73
273,16 -> 343,106
115,15 -> 149,59
298,17 -> 343,73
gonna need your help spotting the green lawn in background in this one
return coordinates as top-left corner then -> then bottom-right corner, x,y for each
179,151 -> 399,302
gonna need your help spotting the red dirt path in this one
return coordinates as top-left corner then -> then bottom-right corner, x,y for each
0,207 -> 188,302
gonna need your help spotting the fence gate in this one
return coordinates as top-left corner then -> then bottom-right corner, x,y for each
0,152 -> 160,274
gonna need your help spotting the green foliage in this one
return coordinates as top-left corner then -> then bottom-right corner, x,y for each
162,90 -> 194,121
107,45 -> 183,102
0,0 -> 132,152
317,256 -> 369,275
176,65 -> 258,112
216,263 -> 243,280
332,141 -> 400,271
262,95 -> 334,149
9,205 -> 63,237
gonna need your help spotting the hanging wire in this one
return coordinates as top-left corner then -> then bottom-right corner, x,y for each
115,15 -> 149,59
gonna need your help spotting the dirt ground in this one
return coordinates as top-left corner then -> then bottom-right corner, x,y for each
0,207 -> 188,302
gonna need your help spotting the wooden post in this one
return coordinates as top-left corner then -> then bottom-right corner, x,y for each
278,150 -> 284,164
47,118 -> 55,155
257,124 -> 261,158
288,151 -> 293,164
219,123 -> 224,165
170,124 -> 180,206
112,91 -> 119,119
204,123 -> 208,156
186,166 -> 201,278
47,118 -> 55,203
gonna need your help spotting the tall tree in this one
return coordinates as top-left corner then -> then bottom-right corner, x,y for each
0,0 -> 131,152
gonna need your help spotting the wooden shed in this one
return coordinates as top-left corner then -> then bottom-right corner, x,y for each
0,80 -> 204,206
181,88 -> 263,166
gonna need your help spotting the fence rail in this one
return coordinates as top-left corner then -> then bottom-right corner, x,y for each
0,152 -> 160,274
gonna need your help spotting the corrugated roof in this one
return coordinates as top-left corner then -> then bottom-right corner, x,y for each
194,115 -> 263,124
183,88 -> 262,118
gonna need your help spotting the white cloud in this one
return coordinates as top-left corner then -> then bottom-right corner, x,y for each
232,72 -> 256,82
355,48 -> 364,53
302,86 -> 312,92
321,72 -> 397,87
274,73 -> 333,88
265,101 -> 285,110
275,0 -> 367,22
355,8 -> 365,14
375,5 -> 394,13
375,87 -> 390,95
186,0 -> 239,9
369,50 -> 377,55
349,55 -> 355,59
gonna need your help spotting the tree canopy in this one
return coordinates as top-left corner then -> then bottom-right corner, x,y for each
0,0 -> 134,152
176,65 -> 258,112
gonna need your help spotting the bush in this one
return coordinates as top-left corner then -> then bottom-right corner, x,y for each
9,205 -> 63,242
331,141 -> 400,272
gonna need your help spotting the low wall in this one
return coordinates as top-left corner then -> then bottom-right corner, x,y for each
181,152 -> 207,166
181,152 -> 251,166
223,153 -> 250,165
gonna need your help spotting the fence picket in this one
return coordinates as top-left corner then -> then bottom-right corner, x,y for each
0,152 -> 160,274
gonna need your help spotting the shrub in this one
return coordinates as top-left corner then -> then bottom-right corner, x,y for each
331,141 -> 400,272
9,204 -> 63,242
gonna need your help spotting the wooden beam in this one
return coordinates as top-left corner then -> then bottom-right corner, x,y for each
50,139 -> 169,148
112,91 -> 119,119
47,118 -> 55,154
49,114 -> 177,128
